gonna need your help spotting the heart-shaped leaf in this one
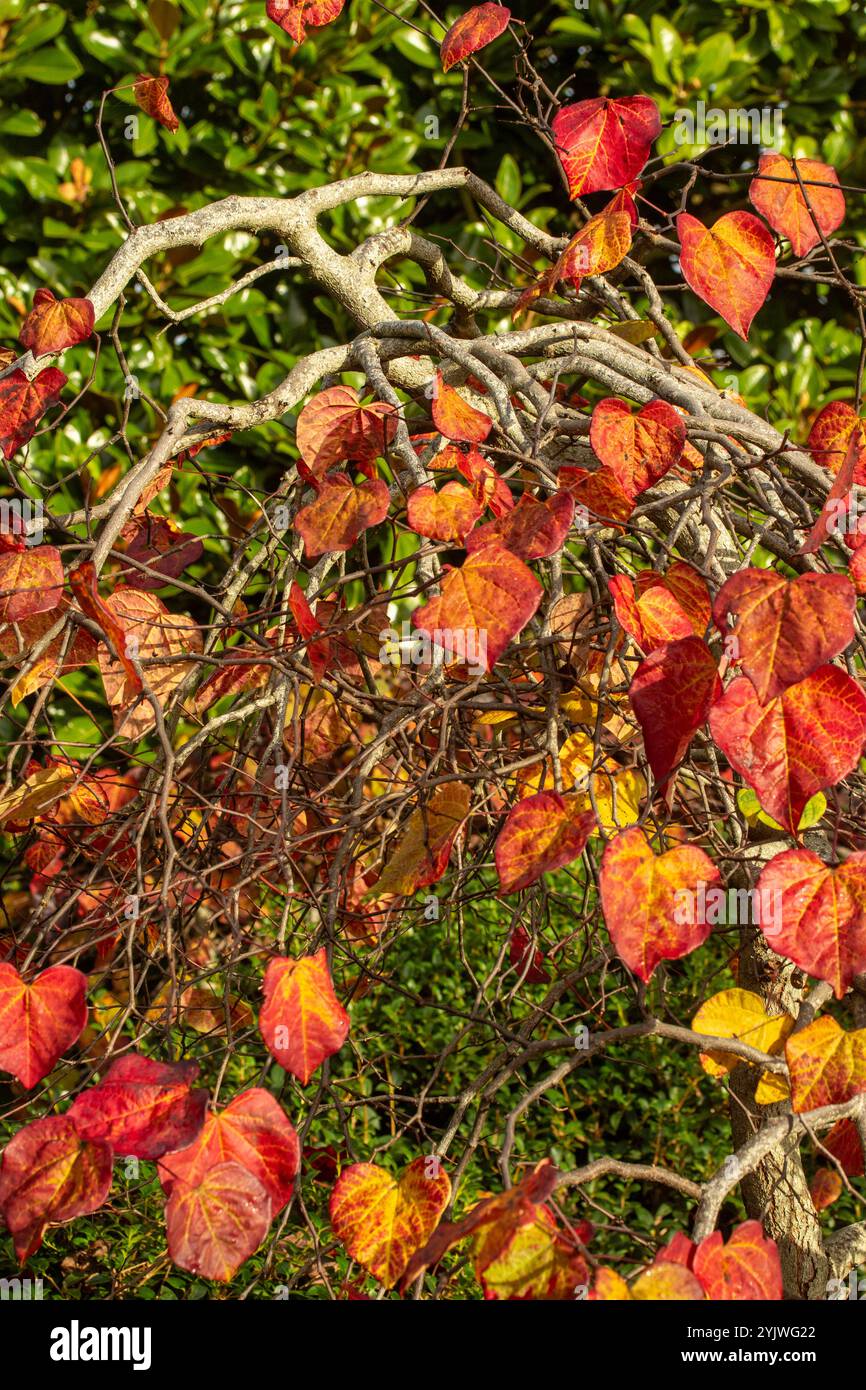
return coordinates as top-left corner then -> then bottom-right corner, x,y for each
0,1115 -> 113,1262
330,1155 -> 452,1288
713,568 -> 856,703
0,367 -> 66,458
412,544 -> 543,672
158,1088 -> 300,1212
165,1160 -> 272,1281
599,827 -> 721,981
786,1015 -> 866,1113
19,289 -> 94,357
757,848 -> 866,998
749,154 -> 845,258
551,95 -> 661,199
440,3 -> 511,72
709,666 -> 866,835
495,790 -> 596,893
629,635 -> 721,782
590,398 -> 686,498
0,963 -> 87,1087
69,1053 -> 209,1158
677,211 -> 775,340
259,947 -> 350,1084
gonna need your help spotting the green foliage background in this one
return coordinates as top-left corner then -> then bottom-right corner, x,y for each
1,0 -> 865,1297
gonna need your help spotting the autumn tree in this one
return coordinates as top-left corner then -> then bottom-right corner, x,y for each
1,0 -> 866,1302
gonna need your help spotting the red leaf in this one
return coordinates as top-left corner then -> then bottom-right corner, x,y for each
509,926 -> 550,983
0,544 -> 63,623
407,482 -> 482,544
159,1088 -> 299,1213
756,848 -> 866,998
330,1156 -> 452,1288
599,827 -> 720,980
266,0 -> 345,44
629,636 -> 722,782
69,561 -> 142,695
19,289 -> 95,357
692,1221 -> 782,1300
165,1160 -> 272,1281
823,1118 -> 865,1178
412,545 -> 543,672
133,74 -> 180,132
296,384 -> 396,474
117,514 -> 203,589
440,3 -> 510,71
69,1053 -> 209,1159
590,397 -> 685,498
399,1158 -> 560,1291
551,96 -> 661,199
495,791 -> 596,893
465,490 -> 574,561
709,667 -> 866,835
749,154 -> 845,258
432,373 -> 492,444
0,1115 -> 113,1262
713,568 -> 856,703
0,963 -> 87,1088
293,473 -> 390,557
800,420 -> 863,553
677,211 -> 775,340
0,366 -> 66,458
806,400 -> 866,483
259,947 -> 350,1084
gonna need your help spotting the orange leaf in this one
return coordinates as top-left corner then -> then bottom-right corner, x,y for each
19,289 -> 94,357
294,474 -> 390,557
296,385 -> 396,474
0,1115 -> 113,1262
372,782 -> 470,897
0,366 -> 66,458
400,1158 -> 559,1291
0,544 -> 63,623
165,1160 -> 272,1281
266,0 -> 345,44
133,74 -> 180,132
465,490 -> 574,561
330,1156 -> 451,1288
810,1167 -> 843,1211
413,545 -> 543,672
431,372 -> 492,444
551,95 -> 661,199
407,481 -> 482,544
709,666 -> 866,836
599,827 -> 720,981
559,464 -> 635,527
807,400 -> 866,483
590,397 -> 685,498
0,762 -> 77,826
610,574 -> 696,652
94,586 -> 203,737
629,635 -> 721,782
259,946 -> 350,1084
786,1015 -> 866,1113
0,963 -> 87,1088
495,790 -> 596,893
757,848 -> 866,998
749,154 -> 845,258
692,1221 -> 782,1300
476,1204 -> 590,1300
158,1088 -> 299,1213
677,211 -> 775,340
713,568 -> 856,703
69,1053 -> 209,1158
557,210 -> 632,289
0,600 -> 97,703
440,2 -> 511,72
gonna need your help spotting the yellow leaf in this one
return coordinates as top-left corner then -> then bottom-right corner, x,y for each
692,988 -> 793,1078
